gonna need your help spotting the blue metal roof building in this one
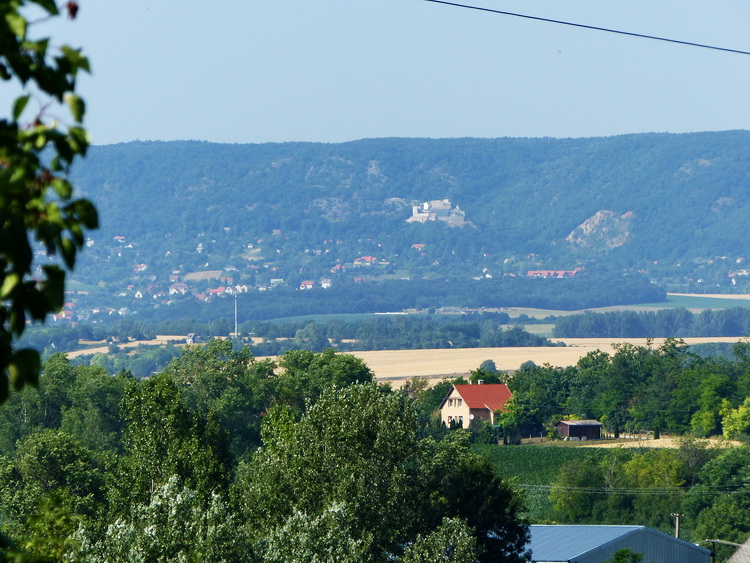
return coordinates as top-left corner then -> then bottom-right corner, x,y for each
528,525 -> 711,563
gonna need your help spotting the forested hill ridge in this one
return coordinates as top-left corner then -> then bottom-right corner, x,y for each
58,131 -> 750,321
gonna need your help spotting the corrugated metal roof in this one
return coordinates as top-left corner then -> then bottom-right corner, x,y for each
557,420 -> 603,426
528,525 -> 642,562
528,525 -> 711,563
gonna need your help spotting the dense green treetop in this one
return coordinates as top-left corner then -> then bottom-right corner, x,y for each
233,383 -> 529,562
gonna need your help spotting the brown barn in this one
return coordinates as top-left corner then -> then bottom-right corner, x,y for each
556,419 -> 602,440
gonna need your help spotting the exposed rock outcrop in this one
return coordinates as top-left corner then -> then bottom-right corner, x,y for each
566,210 -> 634,250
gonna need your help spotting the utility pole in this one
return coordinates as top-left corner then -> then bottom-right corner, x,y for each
670,513 -> 684,539
233,291 -> 238,344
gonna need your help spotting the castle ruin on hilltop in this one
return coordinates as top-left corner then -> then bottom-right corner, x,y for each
407,199 -> 466,227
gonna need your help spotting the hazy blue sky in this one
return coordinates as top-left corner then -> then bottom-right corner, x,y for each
26,0 -> 750,145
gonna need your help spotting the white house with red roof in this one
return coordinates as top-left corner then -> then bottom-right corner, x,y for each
354,256 -> 378,266
169,282 -> 188,295
440,383 -> 512,428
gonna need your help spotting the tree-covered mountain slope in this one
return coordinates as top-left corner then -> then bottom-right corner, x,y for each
75,131 -> 750,260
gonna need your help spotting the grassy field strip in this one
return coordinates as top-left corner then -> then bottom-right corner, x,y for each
513,324 -> 555,335
671,292 -> 750,300
500,293 -> 750,318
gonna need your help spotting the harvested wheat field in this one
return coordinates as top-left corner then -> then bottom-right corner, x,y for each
67,335 -> 187,359
354,337 -> 746,387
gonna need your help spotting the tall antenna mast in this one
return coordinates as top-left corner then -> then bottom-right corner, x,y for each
234,291 -> 238,343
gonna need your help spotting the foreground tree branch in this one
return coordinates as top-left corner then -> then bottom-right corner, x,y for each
0,0 -> 96,402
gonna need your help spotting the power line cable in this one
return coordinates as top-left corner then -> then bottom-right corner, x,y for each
423,0 -> 750,56
518,484 -> 750,496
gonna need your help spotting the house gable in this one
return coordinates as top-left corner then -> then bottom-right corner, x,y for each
440,383 -> 512,428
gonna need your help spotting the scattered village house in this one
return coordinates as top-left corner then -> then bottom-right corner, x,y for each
169,282 -> 188,295
440,382 -> 512,428
354,256 -> 378,266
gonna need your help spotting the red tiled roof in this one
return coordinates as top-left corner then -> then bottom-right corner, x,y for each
453,384 -> 512,412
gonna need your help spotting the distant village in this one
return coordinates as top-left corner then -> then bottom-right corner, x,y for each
35,197 -> 749,324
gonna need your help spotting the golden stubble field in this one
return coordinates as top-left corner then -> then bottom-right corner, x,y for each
352,337 -> 746,387
67,336 -> 746,386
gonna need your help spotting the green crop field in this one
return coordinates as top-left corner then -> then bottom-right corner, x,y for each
475,445 -> 624,522
660,294 -> 750,309
507,323 -> 555,336
601,293 -> 750,311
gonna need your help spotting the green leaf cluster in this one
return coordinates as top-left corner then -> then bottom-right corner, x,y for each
0,0 -> 96,403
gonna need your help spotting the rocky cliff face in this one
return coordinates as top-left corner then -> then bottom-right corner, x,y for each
566,210 -> 634,250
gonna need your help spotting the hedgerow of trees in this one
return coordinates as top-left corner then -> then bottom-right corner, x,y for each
554,307 -> 750,338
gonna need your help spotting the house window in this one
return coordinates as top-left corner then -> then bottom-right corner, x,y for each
457,399 -> 462,407
459,416 -> 463,424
